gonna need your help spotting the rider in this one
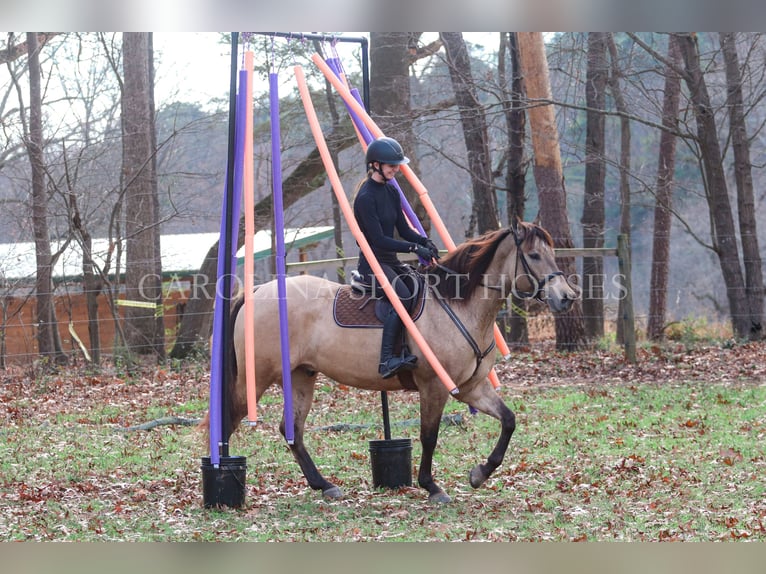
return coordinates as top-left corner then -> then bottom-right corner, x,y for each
353,136 -> 440,379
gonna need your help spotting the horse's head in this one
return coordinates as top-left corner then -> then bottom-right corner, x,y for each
509,221 -> 579,314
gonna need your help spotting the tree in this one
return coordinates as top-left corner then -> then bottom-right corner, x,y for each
647,34 -> 682,341
581,32 -> 608,341
369,33 -> 428,231
517,32 -> 586,350
440,32 -> 499,235
605,34 -> 635,347
499,32 -> 529,345
25,33 -> 67,365
121,33 -> 164,358
719,32 -> 764,339
676,33 -> 751,339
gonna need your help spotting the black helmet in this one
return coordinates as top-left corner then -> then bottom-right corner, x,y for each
365,137 -> 410,166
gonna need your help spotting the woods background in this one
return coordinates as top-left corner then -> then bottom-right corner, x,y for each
1,32 -> 764,365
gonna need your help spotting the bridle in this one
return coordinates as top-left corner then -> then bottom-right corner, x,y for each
430,226 -> 563,301
422,226 -> 566,379
506,225 -> 564,302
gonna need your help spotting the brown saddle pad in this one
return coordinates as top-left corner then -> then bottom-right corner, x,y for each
333,284 -> 426,328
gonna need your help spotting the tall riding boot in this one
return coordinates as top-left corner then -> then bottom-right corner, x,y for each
378,310 -> 418,379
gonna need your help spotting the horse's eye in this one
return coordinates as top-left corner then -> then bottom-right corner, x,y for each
528,252 -> 541,261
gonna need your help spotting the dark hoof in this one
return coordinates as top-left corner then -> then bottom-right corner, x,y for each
427,491 -> 451,504
469,465 -> 487,489
322,486 -> 344,500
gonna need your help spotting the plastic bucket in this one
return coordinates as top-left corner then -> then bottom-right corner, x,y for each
201,455 -> 247,508
368,438 -> 412,488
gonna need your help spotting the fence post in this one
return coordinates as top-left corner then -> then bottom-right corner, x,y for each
617,234 -> 637,363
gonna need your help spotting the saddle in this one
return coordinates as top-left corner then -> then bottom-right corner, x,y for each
333,269 -> 426,328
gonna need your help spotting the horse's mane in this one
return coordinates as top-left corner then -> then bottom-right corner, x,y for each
427,222 -> 554,301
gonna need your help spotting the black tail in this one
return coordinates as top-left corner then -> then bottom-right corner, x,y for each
224,291 -> 247,438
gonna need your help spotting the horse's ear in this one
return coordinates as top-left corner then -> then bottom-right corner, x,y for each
511,215 -> 522,233
532,213 -> 541,227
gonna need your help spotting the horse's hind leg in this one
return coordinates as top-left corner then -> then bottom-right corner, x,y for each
460,381 -> 516,488
279,369 -> 343,500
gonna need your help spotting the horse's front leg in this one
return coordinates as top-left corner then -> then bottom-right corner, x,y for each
417,384 -> 451,503
459,380 -> 516,488
280,370 -> 343,500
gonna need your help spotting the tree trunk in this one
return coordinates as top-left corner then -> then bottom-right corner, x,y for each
606,34 -> 634,346
122,33 -> 163,357
647,34 -> 682,341
147,34 -> 165,359
500,32 -> 529,346
720,32 -> 764,339
440,32 -> 499,235
517,32 -> 586,351
369,33 -> 428,233
677,33 -> 750,339
27,33 -> 67,366
582,32 -> 608,342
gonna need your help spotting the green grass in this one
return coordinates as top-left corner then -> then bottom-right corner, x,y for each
1,364 -> 765,541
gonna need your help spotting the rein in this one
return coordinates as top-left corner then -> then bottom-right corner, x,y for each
428,283 -> 495,380
423,226 -> 564,378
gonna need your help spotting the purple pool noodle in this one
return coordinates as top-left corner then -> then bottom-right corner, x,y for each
208,73 -> 247,465
270,72 -> 295,444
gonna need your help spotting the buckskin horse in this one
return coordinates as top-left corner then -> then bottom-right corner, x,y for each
223,220 -> 578,503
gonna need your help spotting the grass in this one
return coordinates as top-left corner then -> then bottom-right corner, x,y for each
1,345 -> 765,541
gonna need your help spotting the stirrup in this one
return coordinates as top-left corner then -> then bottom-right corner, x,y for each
378,354 -> 418,379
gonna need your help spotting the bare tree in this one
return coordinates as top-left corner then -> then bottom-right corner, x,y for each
369,33 -> 429,230
581,32 -> 608,341
499,32 -> 529,345
720,32 -> 764,339
121,33 -> 164,358
676,33 -> 751,339
440,32 -> 499,235
647,34 -> 682,341
25,33 -> 67,365
605,34 -> 635,346
517,32 -> 586,350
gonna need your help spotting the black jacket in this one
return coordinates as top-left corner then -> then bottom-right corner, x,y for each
353,178 -> 426,277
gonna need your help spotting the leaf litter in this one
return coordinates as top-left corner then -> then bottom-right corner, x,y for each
0,341 -> 765,540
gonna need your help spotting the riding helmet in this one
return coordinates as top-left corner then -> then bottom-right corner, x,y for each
365,137 -> 410,166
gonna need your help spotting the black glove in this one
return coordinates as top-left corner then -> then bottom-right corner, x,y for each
424,238 -> 441,260
412,244 -> 434,261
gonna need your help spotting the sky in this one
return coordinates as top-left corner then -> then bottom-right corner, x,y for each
150,32 -> 500,108
153,33 -> 233,106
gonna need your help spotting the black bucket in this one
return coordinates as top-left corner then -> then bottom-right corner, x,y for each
201,455 -> 247,509
369,438 -> 412,489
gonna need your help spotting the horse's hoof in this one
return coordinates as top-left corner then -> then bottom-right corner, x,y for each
322,486 -> 344,500
469,465 -> 487,489
427,491 -> 451,504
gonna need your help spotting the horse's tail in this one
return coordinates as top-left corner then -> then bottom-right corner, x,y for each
196,290 -> 248,441
226,291 -> 247,433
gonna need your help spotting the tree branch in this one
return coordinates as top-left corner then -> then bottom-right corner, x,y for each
0,33 -> 60,65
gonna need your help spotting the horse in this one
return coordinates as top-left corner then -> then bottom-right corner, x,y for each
224,220 -> 578,503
